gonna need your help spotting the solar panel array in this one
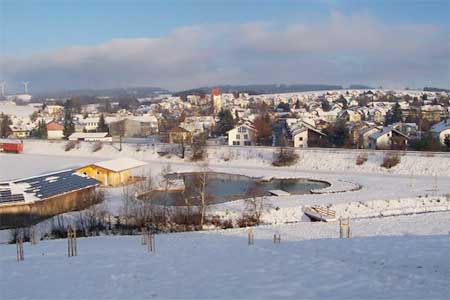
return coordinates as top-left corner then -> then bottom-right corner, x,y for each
15,170 -> 100,200
0,187 -> 25,204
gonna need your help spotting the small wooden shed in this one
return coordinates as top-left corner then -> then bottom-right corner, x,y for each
77,158 -> 147,187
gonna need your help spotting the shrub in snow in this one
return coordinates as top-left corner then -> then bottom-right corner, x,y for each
92,142 -> 102,152
237,214 -> 259,227
65,141 -> 78,152
356,153 -> 368,165
272,147 -> 299,167
381,153 -> 401,169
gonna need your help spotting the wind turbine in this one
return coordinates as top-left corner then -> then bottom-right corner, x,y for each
22,81 -> 30,94
0,81 -> 5,96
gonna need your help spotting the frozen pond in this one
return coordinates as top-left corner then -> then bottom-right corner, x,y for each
146,172 -> 330,206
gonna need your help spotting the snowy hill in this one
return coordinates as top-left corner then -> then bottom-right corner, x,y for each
1,229 -> 449,299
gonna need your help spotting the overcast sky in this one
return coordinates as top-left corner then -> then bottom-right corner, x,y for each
0,0 -> 449,93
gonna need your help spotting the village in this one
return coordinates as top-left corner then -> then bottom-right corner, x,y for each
1,88 -> 449,154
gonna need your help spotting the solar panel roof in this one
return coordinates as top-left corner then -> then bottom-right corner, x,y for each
15,170 -> 100,200
0,170 -> 100,204
0,186 -> 25,204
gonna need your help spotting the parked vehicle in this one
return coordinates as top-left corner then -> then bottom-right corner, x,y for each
0,139 -> 23,153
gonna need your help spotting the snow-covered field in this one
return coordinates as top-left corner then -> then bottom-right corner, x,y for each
1,214 -> 449,299
1,140 -> 450,299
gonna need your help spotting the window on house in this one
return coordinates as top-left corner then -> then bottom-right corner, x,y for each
244,134 -> 248,140
299,137 -> 303,141
236,134 -> 240,139
233,141 -> 240,145
244,141 -> 251,146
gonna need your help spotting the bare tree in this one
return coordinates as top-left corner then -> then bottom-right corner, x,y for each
190,133 -> 207,161
242,182 -> 267,225
192,162 -> 211,227
160,164 -> 174,224
120,184 -> 134,228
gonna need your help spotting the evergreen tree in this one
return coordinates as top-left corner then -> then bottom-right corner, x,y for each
337,95 -> 348,109
385,101 -> 403,125
97,114 -> 109,132
0,113 -> 12,138
215,109 -> 235,136
30,119 -> 47,139
40,120 -> 48,139
63,109 -> 75,138
325,120 -> 349,148
321,100 -> 331,112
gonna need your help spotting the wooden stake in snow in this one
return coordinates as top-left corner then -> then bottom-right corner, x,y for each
141,227 -> 148,245
30,226 -> 38,245
147,233 -> 155,253
67,226 -> 77,257
16,231 -> 24,262
248,228 -> 255,245
339,217 -> 352,239
273,233 -> 281,244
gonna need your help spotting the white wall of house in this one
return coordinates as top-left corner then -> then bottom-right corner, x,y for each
369,132 -> 391,149
80,118 -> 99,131
293,130 -> 308,148
48,130 -> 64,140
228,125 -> 256,146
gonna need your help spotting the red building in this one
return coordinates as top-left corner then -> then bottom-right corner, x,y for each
211,88 -> 221,96
0,139 -> 23,153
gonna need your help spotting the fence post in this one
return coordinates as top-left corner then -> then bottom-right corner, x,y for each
339,217 -> 352,239
67,226 -> 77,257
347,217 -> 352,238
16,231 -> 24,262
30,226 -> 38,245
248,228 -> 254,245
141,227 -> 147,245
147,233 -> 155,253
273,233 -> 281,244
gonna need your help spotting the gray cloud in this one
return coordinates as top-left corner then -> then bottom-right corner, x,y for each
1,12 -> 448,93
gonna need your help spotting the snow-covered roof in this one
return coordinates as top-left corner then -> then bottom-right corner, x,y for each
430,119 -> 450,133
369,127 -> 392,140
92,158 -> 147,172
69,132 -> 110,139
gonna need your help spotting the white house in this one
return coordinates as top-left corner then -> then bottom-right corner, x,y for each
368,127 -> 409,150
79,117 -> 100,132
430,119 -> 450,145
46,121 -> 64,140
227,123 -> 257,146
368,128 -> 392,149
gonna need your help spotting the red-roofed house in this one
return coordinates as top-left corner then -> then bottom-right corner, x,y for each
46,121 -> 64,140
